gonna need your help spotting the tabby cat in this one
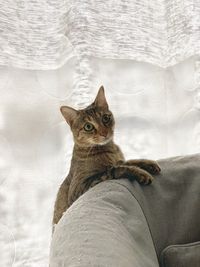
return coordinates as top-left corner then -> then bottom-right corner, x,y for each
53,86 -> 161,226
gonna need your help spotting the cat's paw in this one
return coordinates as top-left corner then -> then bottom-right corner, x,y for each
139,160 -> 161,175
128,166 -> 154,185
135,172 -> 154,185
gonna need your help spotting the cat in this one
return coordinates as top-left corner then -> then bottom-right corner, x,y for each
53,86 -> 161,226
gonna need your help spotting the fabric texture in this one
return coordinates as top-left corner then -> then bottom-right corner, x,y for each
0,0 -> 200,69
50,178 -> 159,267
161,242 -> 200,267
0,0 -> 70,69
66,0 -> 200,68
50,154 -> 200,266
116,154 -> 200,265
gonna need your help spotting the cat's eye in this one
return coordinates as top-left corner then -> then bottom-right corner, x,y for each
84,123 -> 94,131
102,114 -> 111,123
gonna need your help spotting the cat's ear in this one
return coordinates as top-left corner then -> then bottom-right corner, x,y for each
94,86 -> 108,109
60,106 -> 78,126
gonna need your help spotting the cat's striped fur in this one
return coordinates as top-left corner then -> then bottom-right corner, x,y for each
53,86 -> 161,226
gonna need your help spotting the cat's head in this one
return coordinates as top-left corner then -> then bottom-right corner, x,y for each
60,86 -> 115,147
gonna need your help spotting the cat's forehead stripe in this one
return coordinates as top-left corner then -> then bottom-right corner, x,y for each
84,108 -> 103,122
85,107 -> 97,116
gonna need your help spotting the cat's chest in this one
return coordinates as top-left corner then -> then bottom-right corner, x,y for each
71,144 -> 124,176
91,152 -> 116,166
84,147 -> 123,169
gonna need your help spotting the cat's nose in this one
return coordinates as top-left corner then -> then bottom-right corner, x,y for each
100,132 -> 107,137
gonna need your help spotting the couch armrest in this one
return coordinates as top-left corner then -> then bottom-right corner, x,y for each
50,180 -> 159,267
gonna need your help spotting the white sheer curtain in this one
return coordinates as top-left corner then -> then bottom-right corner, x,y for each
0,1 -> 200,266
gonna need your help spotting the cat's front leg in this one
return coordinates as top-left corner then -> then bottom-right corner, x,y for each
123,159 -> 161,175
109,165 -> 154,185
68,164 -> 155,207
76,165 -> 154,191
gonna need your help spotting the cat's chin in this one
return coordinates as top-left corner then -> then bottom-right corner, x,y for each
95,137 -> 113,146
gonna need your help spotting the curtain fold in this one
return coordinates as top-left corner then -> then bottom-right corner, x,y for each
0,0 -> 69,69
66,0 -> 200,67
0,0 -> 199,69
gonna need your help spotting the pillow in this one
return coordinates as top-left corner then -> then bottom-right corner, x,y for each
161,241 -> 200,267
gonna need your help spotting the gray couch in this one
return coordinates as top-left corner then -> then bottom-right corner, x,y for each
50,154 -> 200,267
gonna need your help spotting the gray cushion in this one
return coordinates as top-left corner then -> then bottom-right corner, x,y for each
117,154 -> 200,265
50,154 -> 200,267
161,241 -> 200,267
50,181 -> 159,267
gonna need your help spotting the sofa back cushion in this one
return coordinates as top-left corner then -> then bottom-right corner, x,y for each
116,154 -> 200,265
161,242 -> 200,267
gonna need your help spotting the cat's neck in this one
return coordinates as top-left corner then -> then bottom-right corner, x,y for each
73,140 -> 115,158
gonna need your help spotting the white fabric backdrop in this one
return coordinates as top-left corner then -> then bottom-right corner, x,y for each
1,57 -> 200,266
0,0 -> 200,69
0,0 -> 200,266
